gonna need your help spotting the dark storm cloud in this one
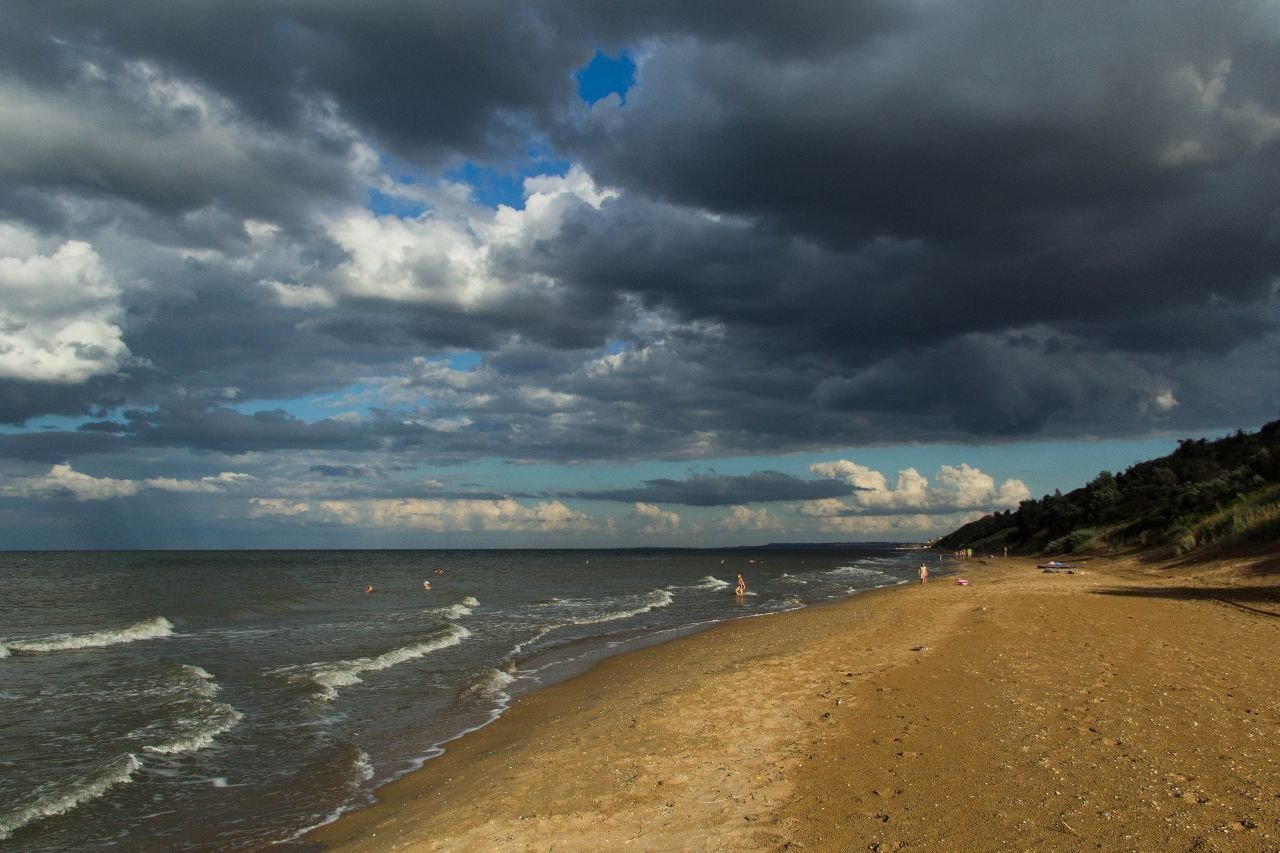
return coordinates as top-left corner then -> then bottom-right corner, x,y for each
0,1 -> 585,168
556,6 -> 1280,330
105,405 -> 382,454
572,471 -> 857,506
0,377 -> 127,426
0,430 -> 125,463
1,0 -> 1278,471
537,2 -> 1280,438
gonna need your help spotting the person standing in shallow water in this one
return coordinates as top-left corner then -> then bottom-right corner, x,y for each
919,563 -> 929,585
735,573 -> 747,597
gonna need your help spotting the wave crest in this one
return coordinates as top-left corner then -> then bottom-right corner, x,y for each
462,667 -> 516,702
141,665 -> 243,756
0,754 -> 142,841
1,617 -> 174,656
274,624 -> 471,702
568,589 -> 674,627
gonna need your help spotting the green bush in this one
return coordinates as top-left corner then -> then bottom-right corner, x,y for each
1046,527 -> 1103,554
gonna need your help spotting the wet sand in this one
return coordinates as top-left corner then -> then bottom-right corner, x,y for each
305,552 -> 1280,851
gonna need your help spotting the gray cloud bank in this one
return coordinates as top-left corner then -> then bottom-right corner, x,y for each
571,471 -> 857,506
1,1 -> 1278,488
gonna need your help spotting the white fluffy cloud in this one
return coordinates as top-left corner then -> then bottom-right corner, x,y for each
720,505 -> 777,530
3,464 -> 138,501
812,511 -> 988,536
249,496 -> 593,532
2,464 -> 256,501
808,460 -> 1029,513
143,472 -> 259,493
934,463 -> 1031,509
630,501 -> 681,533
0,228 -> 130,383
319,164 -> 615,308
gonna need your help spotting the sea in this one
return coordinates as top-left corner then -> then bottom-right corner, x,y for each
0,546 -> 923,851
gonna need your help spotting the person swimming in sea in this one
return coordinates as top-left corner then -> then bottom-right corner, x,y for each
364,584 -> 374,594
422,580 -> 432,591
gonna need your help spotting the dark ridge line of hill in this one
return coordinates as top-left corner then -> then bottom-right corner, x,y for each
938,419 -> 1280,557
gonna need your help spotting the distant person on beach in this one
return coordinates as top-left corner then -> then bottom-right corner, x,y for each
919,563 -> 929,584
736,573 -> 747,596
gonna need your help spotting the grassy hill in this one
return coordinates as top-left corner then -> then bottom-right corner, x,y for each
938,420 -> 1280,557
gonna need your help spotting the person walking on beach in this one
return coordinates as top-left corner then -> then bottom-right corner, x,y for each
918,563 -> 929,585
735,573 -> 747,597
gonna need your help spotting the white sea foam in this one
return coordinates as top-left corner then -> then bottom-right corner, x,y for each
511,590 -> 675,658
144,704 -> 243,756
694,575 -> 731,589
510,625 -> 555,657
426,596 -> 480,621
0,753 -> 143,841
276,624 -> 471,702
177,664 -> 220,698
568,589 -> 674,627
462,667 -> 517,706
286,749 -> 379,844
827,565 -> 890,580
138,665 -> 243,756
351,750 -> 375,786
1,616 -> 174,655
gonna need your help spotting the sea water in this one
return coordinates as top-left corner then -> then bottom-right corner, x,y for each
0,547 -> 921,851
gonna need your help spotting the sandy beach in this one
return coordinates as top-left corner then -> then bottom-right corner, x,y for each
305,552 -> 1280,851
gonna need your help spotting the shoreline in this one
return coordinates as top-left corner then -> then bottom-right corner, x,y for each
303,553 -> 1280,850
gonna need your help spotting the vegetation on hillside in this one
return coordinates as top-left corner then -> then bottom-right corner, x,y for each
938,420 -> 1280,556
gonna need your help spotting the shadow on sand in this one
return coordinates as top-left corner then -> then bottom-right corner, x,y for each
1132,544 -> 1280,575
1092,585 -> 1280,619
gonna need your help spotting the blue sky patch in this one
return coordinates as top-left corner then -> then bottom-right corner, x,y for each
444,152 -> 572,209
575,49 -> 636,105
447,351 -> 484,371
366,187 -> 427,219
227,383 -> 376,423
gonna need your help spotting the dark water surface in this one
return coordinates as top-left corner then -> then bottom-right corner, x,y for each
0,547 -> 920,850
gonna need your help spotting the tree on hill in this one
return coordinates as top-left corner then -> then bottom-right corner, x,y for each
938,420 -> 1280,556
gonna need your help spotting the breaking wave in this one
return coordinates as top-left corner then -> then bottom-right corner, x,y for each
1,617 -> 174,656
462,667 -> 516,705
827,565 -> 892,580
274,624 -> 471,702
437,596 -> 480,621
141,665 -> 243,756
510,589 -> 675,658
0,754 -> 143,841
568,589 -> 674,627
694,575 -> 731,589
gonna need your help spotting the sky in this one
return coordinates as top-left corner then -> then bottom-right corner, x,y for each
1,1 -> 1278,549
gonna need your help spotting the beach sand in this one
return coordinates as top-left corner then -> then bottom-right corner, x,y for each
305,553 -> 1280,851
